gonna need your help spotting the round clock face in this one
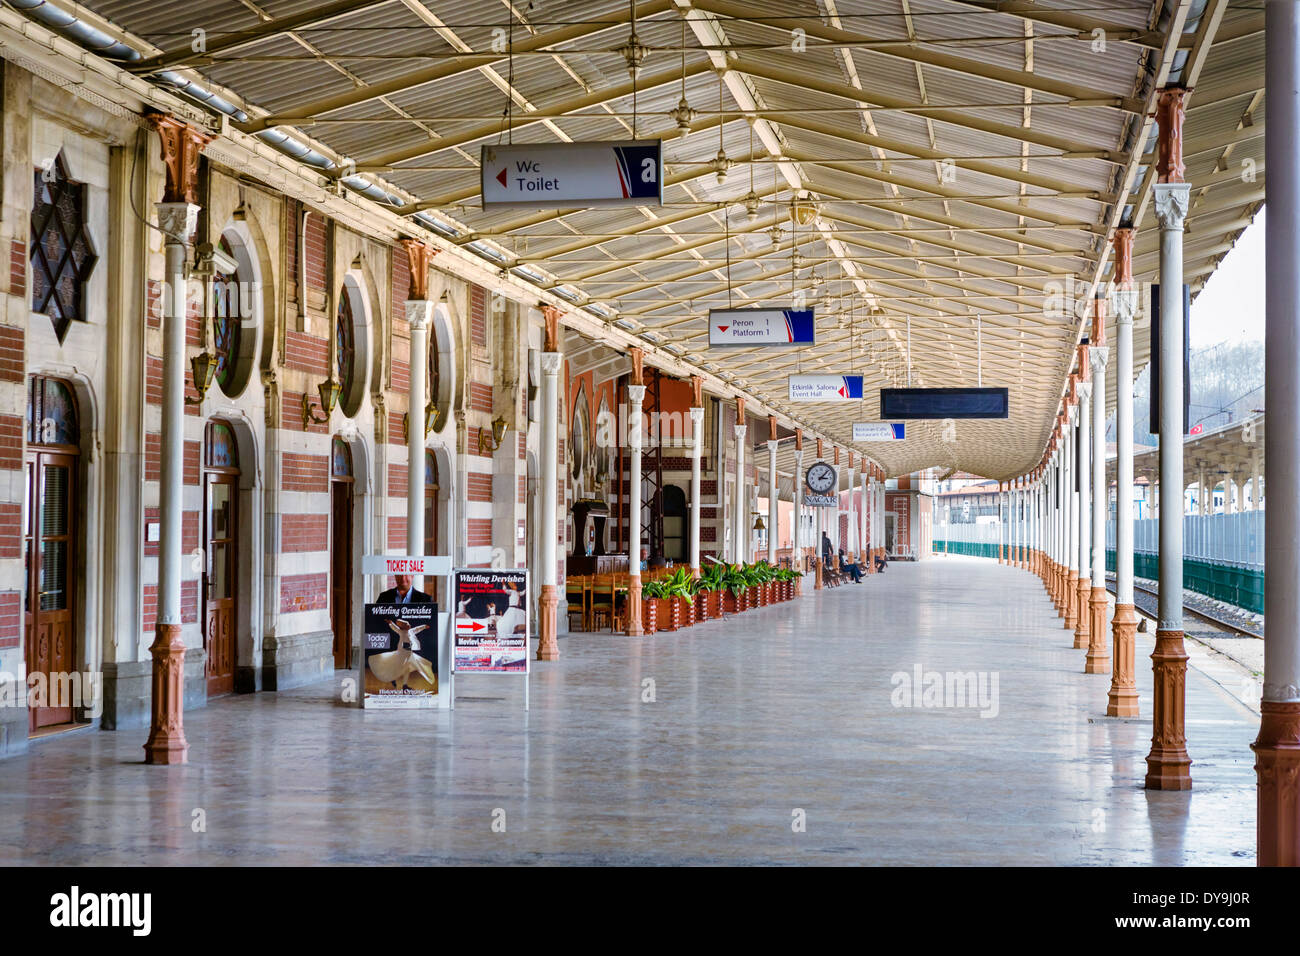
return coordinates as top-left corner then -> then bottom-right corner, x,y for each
806,462 -> 837,494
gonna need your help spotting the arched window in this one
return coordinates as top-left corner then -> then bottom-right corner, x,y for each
211,235 -> 242,395
331,436 -> 353,479
336,291 -> 355,398
31,154 -> 98,343
26,375 -> 80,447
570,384 -> 589,484
204,420 -> 239,469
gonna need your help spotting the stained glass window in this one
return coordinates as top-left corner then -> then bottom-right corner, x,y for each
212,235 -> 241,394
30,155 -> 98,343
331,436 -> 353,478
425,450 -> 437,488
337,290 -> 355,399
205,420 -> 239,469
26,376 -> 80,447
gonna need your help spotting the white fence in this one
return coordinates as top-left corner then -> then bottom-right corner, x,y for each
1105,510 -> 1265,569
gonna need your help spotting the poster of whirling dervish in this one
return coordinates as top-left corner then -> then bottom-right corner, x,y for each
452,569 -> 529,673
362,601 -> 439,707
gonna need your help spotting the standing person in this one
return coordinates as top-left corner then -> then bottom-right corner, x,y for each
821,532 -> 834,570
377,574 -> 432,604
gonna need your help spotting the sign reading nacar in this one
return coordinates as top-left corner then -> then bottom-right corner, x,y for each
480,141 -> 663,208
788,375 -> 864,402
708,307 -> 816,346
853,422 -> 905,441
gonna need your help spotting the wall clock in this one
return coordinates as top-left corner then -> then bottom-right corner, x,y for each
806,462 -> 837,494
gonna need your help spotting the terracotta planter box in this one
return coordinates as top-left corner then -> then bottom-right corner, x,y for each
673,595 -> 694,628
657,597 -> 680,632
706,590 -> 723,619
723,590 -> 744,614
694,591 -> 709,621
746,585 -> 760,608
643,598 -> 660,635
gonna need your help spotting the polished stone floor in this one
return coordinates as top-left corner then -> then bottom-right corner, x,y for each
0,557 -> 1259,865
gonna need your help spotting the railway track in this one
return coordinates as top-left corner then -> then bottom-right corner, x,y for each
1104,577 -> 1262,639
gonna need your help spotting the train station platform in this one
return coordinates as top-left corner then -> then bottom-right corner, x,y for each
0,557 -> 1256,866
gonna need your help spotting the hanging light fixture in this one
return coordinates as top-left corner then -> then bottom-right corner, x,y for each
742,121 -> 759,220
711,69 -> 729,185
185,351 -> 217,405
669,15 -> 695,131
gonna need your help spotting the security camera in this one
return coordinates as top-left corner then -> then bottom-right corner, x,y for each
195,241 -> 238,276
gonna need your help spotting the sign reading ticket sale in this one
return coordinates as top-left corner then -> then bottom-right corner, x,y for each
481,141 -> 662,208
452,568 -> 530,674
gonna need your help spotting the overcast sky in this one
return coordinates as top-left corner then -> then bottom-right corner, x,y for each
1189,208 -> 1264,348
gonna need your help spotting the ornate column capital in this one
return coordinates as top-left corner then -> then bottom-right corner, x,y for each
766,439 -> 779,453
155,202 -> 200,245
540,351 -> 564,376
542,305 -> 564,353
733,424 -> 747,441
1089,345 -> 1110,374
399,238 -> 437,299
1153,182 -> 1192,232
689,405 -> 704,424
1077,378 -> 1093,404
404,298 -> 434,331
146,111 -> 211,205
627,384 -> 646,404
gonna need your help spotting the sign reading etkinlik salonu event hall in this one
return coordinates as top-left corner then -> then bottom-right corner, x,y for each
788,374 -> 864,402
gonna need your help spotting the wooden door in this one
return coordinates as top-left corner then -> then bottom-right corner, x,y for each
203,473 -> 238,696
330,479 -> 354,669
25,452 -> 77,731
424,451 -> 442,607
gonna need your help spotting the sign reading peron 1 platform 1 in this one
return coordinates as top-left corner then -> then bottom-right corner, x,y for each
708,307 -> 815,346
788,374 -> 864,402
480,141 -> 663,208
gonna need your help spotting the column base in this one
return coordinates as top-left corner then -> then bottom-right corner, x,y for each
1145,628 -> 1192,791
814,558 -> 823,590
1064,571 -> 1079,631
143,622 -> 188,766
1084,586 -> 1110,674
536,585 -> 559,660
1107,603 -> 1140,717
1072,575 -> 1090,648
1253,700 -> 1300,866
626,575 -> 643,636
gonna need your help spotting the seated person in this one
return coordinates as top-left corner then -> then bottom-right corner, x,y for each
874,553 -> 887,573
377,574 -> 433,605
837,548 -> 863,583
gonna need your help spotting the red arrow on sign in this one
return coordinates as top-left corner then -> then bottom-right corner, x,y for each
717,325 -> 729,333
496,168 -> 508,188
459,621 -> 485,632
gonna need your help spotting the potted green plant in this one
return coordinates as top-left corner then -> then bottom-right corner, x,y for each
742,563 -> 762,608
642,579 -> 667,634
722,563 -> 749,613
664,566 -> 695,629
698,563 -> 725,619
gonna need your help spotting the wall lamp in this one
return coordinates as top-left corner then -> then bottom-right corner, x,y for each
185,351 -> 217,405
302,378 -> 341,429
478,415 -> 509,454
402,402 -> 439,443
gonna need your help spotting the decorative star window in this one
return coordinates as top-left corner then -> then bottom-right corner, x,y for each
31,155 -> 98,343
337,290 -> 355,397
212,235 -> 241,394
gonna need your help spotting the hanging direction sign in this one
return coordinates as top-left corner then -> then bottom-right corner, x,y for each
788,374 -> 864,402
708,307 -> 815,346
853,422 -> 906,442
480,141 -> 663,208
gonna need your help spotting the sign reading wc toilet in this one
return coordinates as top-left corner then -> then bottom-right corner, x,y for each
480,141 -> 663,208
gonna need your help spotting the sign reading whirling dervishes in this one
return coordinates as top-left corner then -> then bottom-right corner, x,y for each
480,141 -> 663,208
788,374 -> 864,402
708,307 -> 815,346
